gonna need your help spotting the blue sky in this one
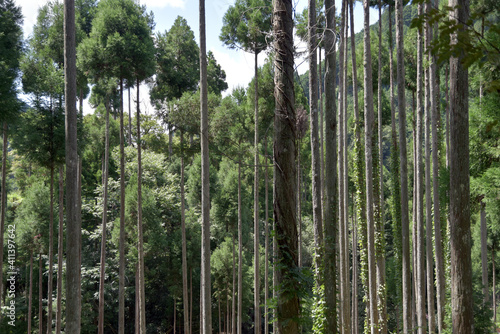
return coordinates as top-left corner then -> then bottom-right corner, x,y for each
15,0 -> 377,115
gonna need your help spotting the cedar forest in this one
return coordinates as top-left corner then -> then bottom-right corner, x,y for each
0,0 -> 499,333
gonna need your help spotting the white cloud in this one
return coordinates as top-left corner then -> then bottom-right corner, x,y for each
210,48 -> 255,96
15,0 -> 50,39
140,0 -> 185,9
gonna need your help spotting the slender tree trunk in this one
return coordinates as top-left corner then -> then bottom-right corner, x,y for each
181,130 -> 190,334
376,3 -> 387,332
297,140 -> 302,268
64,0 -> 81,330
190,267 -> 193,334
28,250 -> 33,333
352,209 -> 358,334
424,7 -> 436,332
129,87 -> 132,145
174,295 -> 177,334
445,66 -> 450,170
253,49 -> 261,334
264,136 -> 270,334
98,103 -> 110,334
273,1 -> 300,332
338,0 -> 346,328
137,79 -> 147,334
135,263 -> 139,332
309,0 -> 324,287
238,161 -> 243,334
493,246 -> 496,325
362,0 -> 378,332
415,4 -> 426,333
200,2 -> 212,332
481,203 -> 488,304
119,78 -> 126,334
324,0 -> 338,332
232,234 -> 236,334
319,48 -> 325,205
0,123 -> 7,313
430,1 -> 444,330
449,0 -> 473,331
395,0 -> 411,329
56,167 -> 64,334
39,254 -> 43,334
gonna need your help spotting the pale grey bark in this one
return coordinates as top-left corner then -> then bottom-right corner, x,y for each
39,254 -> 43,334
200,2 -> 212,332
181,131 -> 190,334
28,250 -> 33,333
119,78 -> 126,334
64,0 -> 82,330
98,104 -> 110,334
238,161 -> 243,334
232,234 -> 236,334
264,137 -> 270,334
0,123 -> 7,314
254,50 -> 261,334
47,166 -> 54,334
481,203 -> 488,304
415,4 -> 426,333
309,0 -> 324,285
363,0 -> 378,331
56,167 -> 64,334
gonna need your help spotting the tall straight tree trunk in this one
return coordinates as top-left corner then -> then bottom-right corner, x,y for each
273,1 -> 300,332
264,136 -> 269,334
238,160 -> 243,334
493,246 -> 496,324
324,0 -> 338,332
449,0 -> 473,332
319,49 -> 325,203
28,250 -> 33,333
430,0 -> 444,329
200,2 -> 212,332
338,0 -> 346,327
308,0 -> 324,286
128,87 -> 132,145
98,104 -> 110,334
424,8 -> 436,332
415,4 -> 426,333
39,254 -> 43,334
376,3 -> 387,332
253,49 -> 261,334
298,139 -> 302,268
363,0 -> 378,331
64,0 -> 81,331
181,130 -> 190,334
388,4 -> 402,331
232,234 -> 236,334
137,79 -> 147,334
56,167 -> 64,334
352,209 -> 359,334
395,0 -> 411,330
342,1 -> 351,332
481,203 -> 488,304
119,78 -> 126,334
0,123 -> 7,313
47,166 -> 54,334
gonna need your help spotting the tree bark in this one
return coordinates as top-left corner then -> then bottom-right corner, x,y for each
181,130 -> 190,334
137,79 -> 147,334
39,254 -> 43,334
64,0 -> 81,331
0,123 -> 7,313
481,203 -> 488,304
415,4 -> 426,333
56,167 -> 64,334
363,0 -> 378,331
129,87 -> 132,145
199,2 -> 212,332
98,102 -> 110,334
493,245 -> 496,324
238,161 -> 243,334
264,136 -> 269,334
232,234 -> 236,334
28,250 -> 33,333
424,7 -> 436,332
324,0 -> 338,332
273,1 -> 300,332
308,0 -> 324,287
395,0 -> 411,330
254,48 -> 261,334
119,77 -> 126,334
449,0 -> 473,331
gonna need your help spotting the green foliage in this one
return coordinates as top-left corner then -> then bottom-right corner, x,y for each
220,0 -> 273,55
150,16 -> 199,105
207,51 -> 228,96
